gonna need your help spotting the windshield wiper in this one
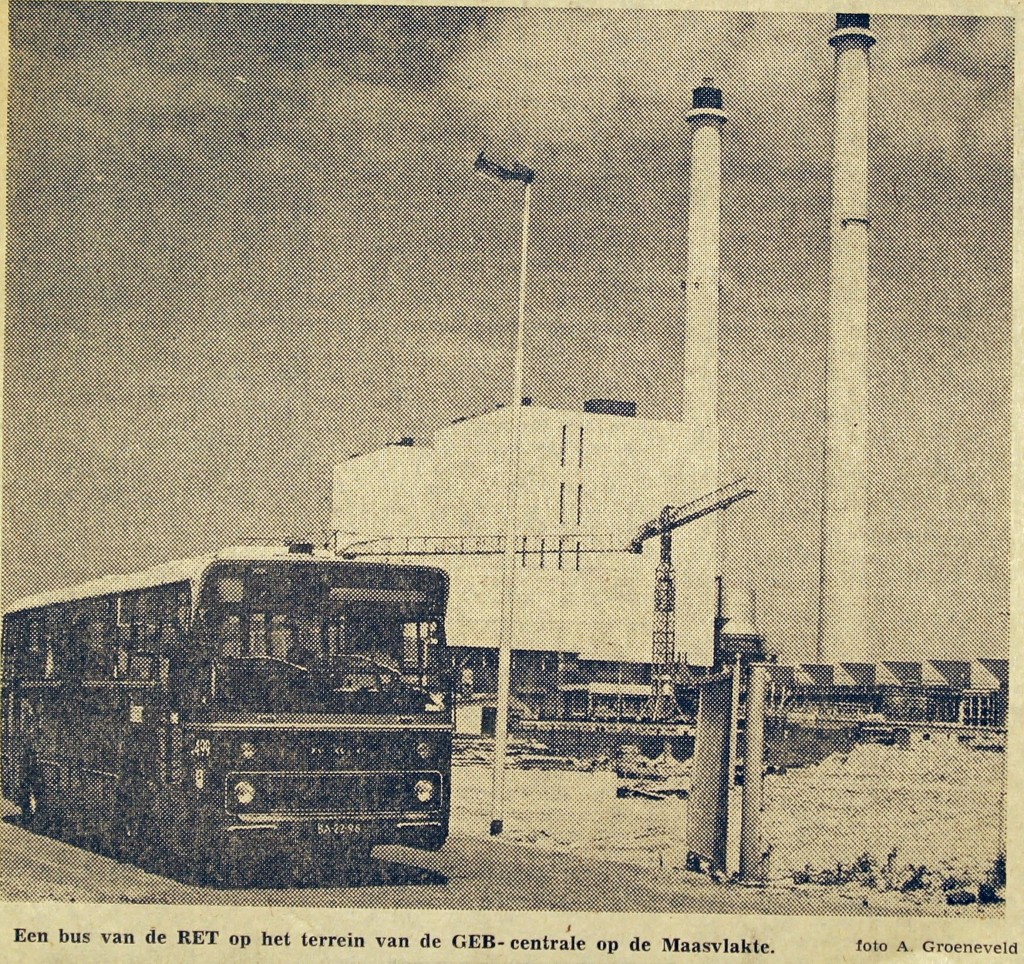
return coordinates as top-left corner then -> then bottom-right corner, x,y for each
327,652 -> 410,694
343,652 -> 402,676
222,655 -> 310,673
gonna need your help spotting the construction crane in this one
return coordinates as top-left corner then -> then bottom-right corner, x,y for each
336,478 -> 754,562
627,478 -> 757,720
626,478 -> 756,554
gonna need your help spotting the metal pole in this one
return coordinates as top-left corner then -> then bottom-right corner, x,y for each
490,181 -> 531,835
739,663 -> 767,883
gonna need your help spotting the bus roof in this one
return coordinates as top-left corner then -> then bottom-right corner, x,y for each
4,546 -> 446,617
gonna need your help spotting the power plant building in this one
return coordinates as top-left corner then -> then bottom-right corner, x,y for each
331,402 -> 718,666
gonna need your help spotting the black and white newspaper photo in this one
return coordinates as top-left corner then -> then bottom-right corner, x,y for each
0,1 -> 1018,960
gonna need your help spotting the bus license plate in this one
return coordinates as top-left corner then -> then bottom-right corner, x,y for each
317,821 -> 362,836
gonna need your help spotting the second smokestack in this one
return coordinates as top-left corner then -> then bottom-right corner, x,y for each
818,13 -> 875,663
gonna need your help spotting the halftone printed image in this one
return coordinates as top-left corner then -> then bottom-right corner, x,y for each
1,2 -> 1011,928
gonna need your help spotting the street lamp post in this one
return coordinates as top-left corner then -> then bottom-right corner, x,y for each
473,152 -> 534,835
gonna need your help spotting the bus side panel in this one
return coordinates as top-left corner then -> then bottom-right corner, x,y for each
1,615 -> 22,800
1,689 -> 24,804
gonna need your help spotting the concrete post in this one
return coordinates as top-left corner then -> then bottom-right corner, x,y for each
490,180 -> 532,836
728,653 -> 742,786
686,670 -> 735,875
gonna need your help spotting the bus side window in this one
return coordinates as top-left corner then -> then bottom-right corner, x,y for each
403,621 -> 441,683
293,610 -> 320,666
116,593 -> 133,629
135,584 -> 190,659
44,609 -> 65,679
128,653 -> 154,680
137,591 -> 157,651
268,614 -> 295,659
176,588 -> 191,634
403,622 -> 420,673
324,614 -> 347,662
20,616 -> 48,678
83,619 -> 110,679
423,621 -> 441,674
157,619 -> 181,653
5,616 -> 28,678
0,616 -> 18,681
117,592 -> 138,657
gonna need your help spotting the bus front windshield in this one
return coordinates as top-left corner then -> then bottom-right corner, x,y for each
200,564 -> 448,713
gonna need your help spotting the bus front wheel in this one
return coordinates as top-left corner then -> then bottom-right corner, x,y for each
308,839 -> 373,887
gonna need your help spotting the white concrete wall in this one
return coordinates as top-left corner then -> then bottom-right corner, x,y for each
331,406 -> 717,664
332,445 -> 435,538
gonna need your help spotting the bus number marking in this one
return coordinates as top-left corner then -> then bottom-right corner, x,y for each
192,739 -> 211,757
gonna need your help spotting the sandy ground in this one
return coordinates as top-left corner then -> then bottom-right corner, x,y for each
451,736 -> 1006,907
0,796 -> 913,914
761,737 -> 1006,883
452,768 -> 691,869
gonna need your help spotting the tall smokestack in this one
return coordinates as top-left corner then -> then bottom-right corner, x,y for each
681,80 -> 758,649
818,13 -> 875,662
683,78 -> 726,437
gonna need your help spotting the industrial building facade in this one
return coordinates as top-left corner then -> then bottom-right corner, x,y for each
329,403 -> 1008,733
332,400 -> 718,667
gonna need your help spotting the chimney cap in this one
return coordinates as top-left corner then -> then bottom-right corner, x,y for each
835,12 -> 870,30
691,81 -> 723,111
829,12 -> 875,47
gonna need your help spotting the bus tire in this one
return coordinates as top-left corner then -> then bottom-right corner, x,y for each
311,842 -> 372,887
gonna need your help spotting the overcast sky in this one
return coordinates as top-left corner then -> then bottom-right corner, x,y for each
3,3 -> 1012,661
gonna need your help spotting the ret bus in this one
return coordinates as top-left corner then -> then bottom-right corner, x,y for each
0,544 -> 452,883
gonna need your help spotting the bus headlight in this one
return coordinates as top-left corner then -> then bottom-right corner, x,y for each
233,780 -> 257,806
240,741 -> 256,760
415,740 -> 433,760
413,779 -> 435,803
